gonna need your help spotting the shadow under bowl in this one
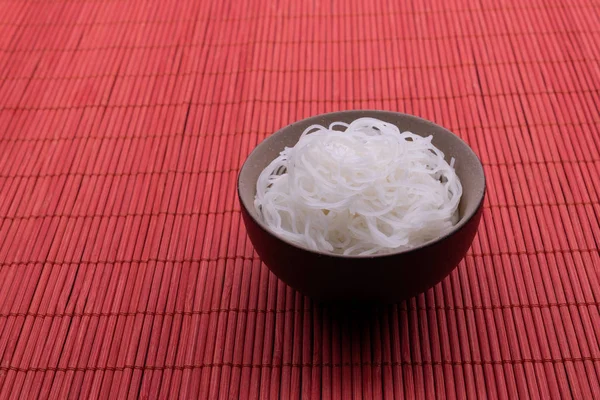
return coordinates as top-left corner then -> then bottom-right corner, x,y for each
238,110 -> 486,303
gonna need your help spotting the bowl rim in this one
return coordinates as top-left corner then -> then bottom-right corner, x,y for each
237,109 -> 487,259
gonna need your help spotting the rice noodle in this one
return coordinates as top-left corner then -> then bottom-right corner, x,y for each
254,117 -> 463,256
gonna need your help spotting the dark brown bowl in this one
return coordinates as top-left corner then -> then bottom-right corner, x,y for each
238,110 -> 486,303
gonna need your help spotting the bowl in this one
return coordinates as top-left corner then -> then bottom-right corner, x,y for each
237,110 -> 486,303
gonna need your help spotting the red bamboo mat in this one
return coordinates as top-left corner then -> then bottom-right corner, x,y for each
0,0 -> 599,398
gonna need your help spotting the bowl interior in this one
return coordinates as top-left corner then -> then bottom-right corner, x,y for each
238,110 -> 486,256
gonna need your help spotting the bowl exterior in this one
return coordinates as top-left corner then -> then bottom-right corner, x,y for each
240,196 -> 484,303
237,110 -> 486,303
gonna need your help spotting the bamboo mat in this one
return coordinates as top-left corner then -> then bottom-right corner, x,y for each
0,0 -> 599,398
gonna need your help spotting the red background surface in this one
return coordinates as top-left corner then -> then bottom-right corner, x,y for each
0,0 -> 599,398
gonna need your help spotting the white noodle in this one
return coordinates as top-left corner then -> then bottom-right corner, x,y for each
254,117 -> 463,256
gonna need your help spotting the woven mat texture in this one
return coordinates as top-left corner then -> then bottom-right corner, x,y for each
0,0 -> 599,398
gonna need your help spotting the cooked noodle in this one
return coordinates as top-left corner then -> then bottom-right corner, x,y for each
255,117 -> 463,256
